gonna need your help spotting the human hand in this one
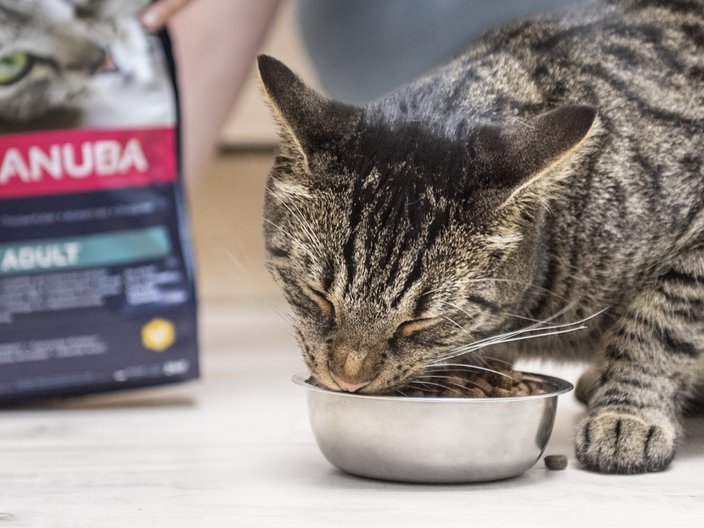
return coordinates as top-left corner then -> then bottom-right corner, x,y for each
141,0 -> 194,31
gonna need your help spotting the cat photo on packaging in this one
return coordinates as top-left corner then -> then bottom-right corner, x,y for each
259,0 -> 704,474
0,0 -> 175,132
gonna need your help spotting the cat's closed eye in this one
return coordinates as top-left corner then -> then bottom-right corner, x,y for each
394,317 -> 442,338
302,285 -> 335,320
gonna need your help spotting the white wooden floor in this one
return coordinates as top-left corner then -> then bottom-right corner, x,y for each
2,302 -> 703,527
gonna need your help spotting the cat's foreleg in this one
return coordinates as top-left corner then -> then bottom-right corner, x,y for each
575,265 -> 704,473
574,364 -> 600,406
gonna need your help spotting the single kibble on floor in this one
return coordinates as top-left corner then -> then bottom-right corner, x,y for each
544,455 -> 568,470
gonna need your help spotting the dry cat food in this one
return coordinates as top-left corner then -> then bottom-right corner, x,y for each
401,361 -> 546,398
544,455 -> 568,470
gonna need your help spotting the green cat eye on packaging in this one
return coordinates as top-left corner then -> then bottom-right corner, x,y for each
0,51 -> 31,85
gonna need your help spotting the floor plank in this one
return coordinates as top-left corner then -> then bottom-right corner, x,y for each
2,302 -> 703,527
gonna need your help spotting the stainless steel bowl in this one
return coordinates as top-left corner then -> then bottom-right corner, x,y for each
293,371 -> 573,483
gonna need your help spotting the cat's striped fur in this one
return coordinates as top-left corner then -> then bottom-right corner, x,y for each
260,0 -> 704,474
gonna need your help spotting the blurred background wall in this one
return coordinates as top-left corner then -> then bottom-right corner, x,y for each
189,2 -> 313,303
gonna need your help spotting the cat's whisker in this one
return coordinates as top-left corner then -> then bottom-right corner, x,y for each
512,117 -> 535,129
440,314 -> 468,333
464,277 -> 573,305
403,382 -> 430,391
423,364 -> 514,380
432,306 -> 606,363
455,300 -> 581,347
267,187 -> 314,240
432,292 -> 575,339
424,363 -> 496,371
431,330 -> 499,372
435,298 -> 543,337
503,312 -> 545,323
436,324 -> 588,363
420,286 -> 447,297
218,245 -> 251,285
437,300 -> 473,319
482,355 -> 513,367
219,244 -> 246,270
404,380 -> 456,392
234,238 -> 256,269
263,218 -> 296,241
285,199 -> 324,251
441,319 -> 583,358
433,311 -> 567,359
272,305 -> 296,330
413,374 -> 487,389
414,374 -> 465,383
470,325 -> 589,356
267,186 -> 325,254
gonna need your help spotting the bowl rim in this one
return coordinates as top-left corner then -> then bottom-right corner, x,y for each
292,370 -> 573,403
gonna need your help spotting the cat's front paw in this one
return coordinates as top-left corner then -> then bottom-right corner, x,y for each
575,410 -> 675,473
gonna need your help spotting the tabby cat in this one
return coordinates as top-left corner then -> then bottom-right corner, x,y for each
260,0 -> 704,474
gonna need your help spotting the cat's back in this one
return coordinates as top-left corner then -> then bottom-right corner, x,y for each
506,0 -> 704,124
392,0 -> 704,135
496,0 -> 704,295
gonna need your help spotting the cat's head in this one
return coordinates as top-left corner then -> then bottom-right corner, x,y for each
259,55 -> 596,393
0,0 -> 148,123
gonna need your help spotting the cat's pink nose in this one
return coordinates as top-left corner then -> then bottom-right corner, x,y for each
330,372 -> 371,393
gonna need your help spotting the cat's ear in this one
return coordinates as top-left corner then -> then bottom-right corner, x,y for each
477,105 -> 597,207
257,55 -> 359,161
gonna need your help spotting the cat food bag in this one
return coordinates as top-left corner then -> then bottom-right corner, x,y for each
0,1 -> 199,401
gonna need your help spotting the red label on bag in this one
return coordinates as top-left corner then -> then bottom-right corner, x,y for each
0,127 -> 177,199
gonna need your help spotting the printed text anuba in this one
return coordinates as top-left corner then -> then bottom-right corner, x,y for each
0,138 -> 149,184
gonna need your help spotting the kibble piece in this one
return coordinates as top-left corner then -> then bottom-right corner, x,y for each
446,374 -> 468,389
526,380 -> 544,395
514,382 -> 530,396
394,363 -> 548,399
488,372 -> 514,390
440,387 -> 466,398
544,455 -> 568,470
464,387 -> 487,398
510,371 -> 524,383
491,387 -> 515,398
491,387 -> 513,398
470,376 -> 494,395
